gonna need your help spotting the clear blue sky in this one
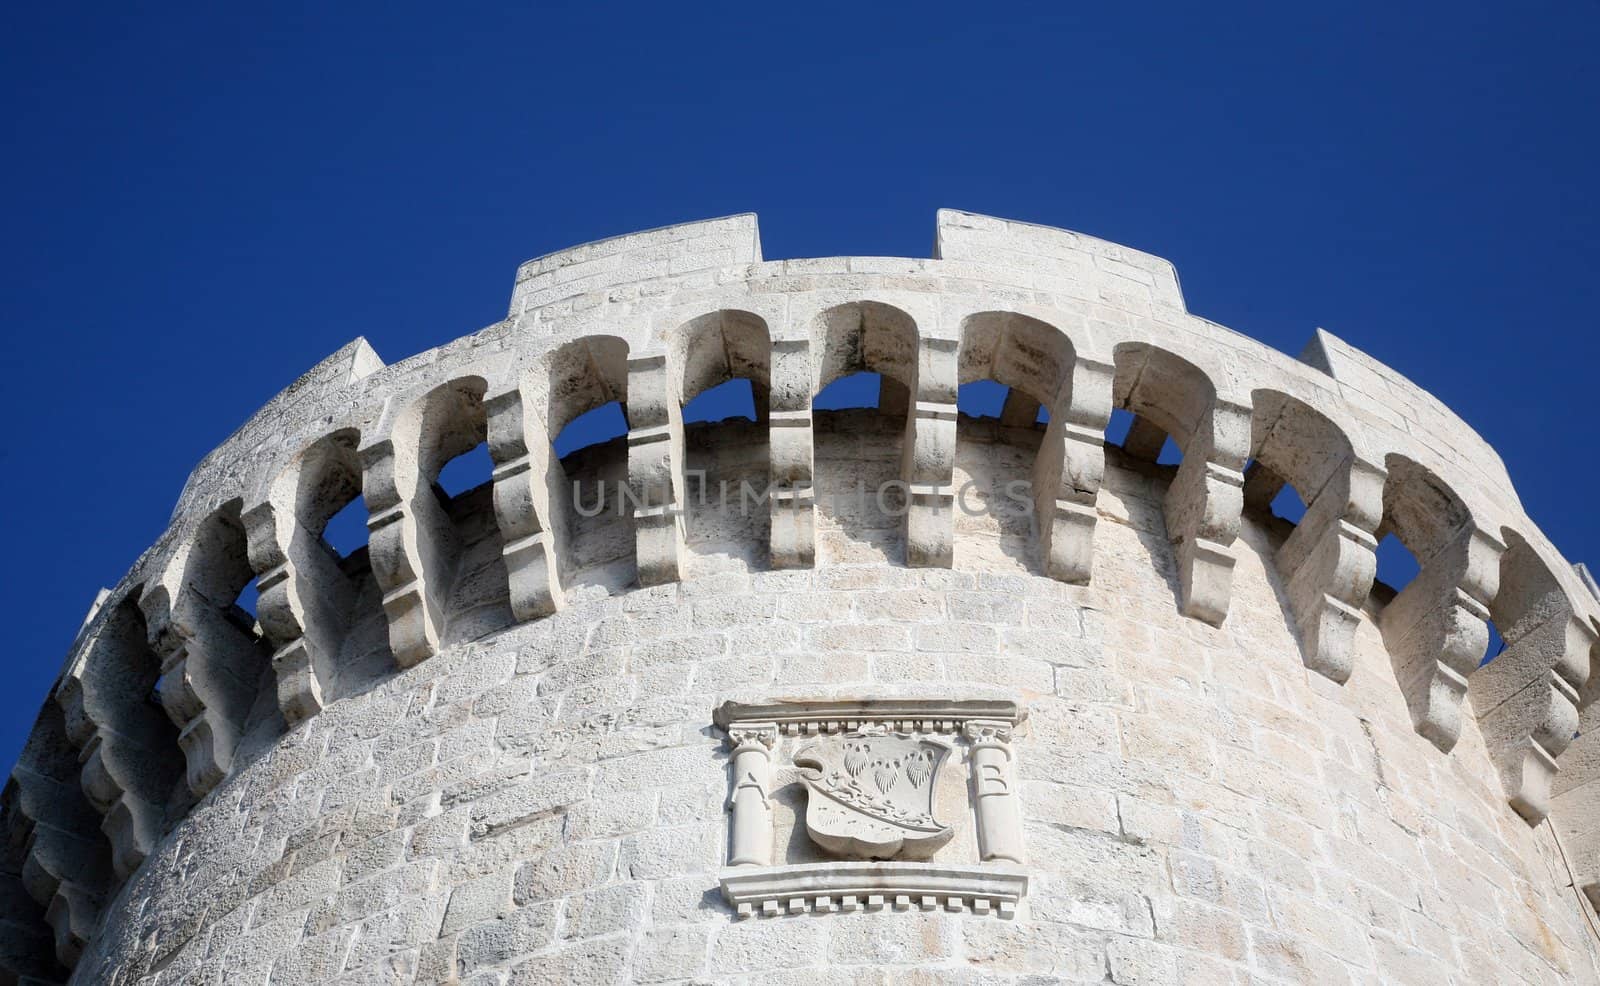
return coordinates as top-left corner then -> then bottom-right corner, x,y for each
2,1 -> 1595,770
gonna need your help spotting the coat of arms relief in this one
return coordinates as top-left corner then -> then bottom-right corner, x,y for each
714,698 -> 1028,919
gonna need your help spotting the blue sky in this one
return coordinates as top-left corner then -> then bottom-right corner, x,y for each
2,1 -> 1594,769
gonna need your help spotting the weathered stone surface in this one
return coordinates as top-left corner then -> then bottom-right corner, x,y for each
3,212 -> 1598,984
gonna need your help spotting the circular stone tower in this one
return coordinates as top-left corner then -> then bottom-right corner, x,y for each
5,211 -> 1600,985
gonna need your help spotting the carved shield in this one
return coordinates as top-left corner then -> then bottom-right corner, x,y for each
793,727 -> 953,859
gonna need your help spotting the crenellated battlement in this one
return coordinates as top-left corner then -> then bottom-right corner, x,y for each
5,212 -> 1598,983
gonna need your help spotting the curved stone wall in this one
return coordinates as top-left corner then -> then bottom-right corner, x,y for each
4,211 -> 1599,985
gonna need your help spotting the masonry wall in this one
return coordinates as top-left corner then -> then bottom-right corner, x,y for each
70,436 -> 1600,985
8,211 -> 1600,986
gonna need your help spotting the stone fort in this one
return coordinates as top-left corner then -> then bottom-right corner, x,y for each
4,211 -> 1599,985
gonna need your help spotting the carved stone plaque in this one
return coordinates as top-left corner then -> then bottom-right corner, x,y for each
714,697 -> 1029,919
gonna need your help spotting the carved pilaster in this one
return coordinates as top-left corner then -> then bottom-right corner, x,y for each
1033,357 -> 1113,584
963,720 -> 1024,864
725,725 -> 778,867
903,340 -> 958,569
627,355 -> 683,586
768,339 -> 815,569
487,388 -> 565,620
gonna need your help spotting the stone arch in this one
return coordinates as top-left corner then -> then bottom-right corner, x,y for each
671,309 -> 772,415
1111,343 -> 1248,624
955,313 -> 1084,576
546,335 -> 629,438
669,310 -> 773,574
1248,390 -> 1382,682
957,312 -> 1075,415
140,499 -> 270,797
813,301 -> 921,413
1376,454 -> 1500,752
1472,529 -> 1595,821
56,592 -> 185,881
807,302 -> 925,565
245,428 -> 389,725
542,336 -> 634,589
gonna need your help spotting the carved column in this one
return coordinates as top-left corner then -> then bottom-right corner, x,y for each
487,387 -> 565,619
964,720 -> 1023,864
725,724 -> 778,867
627,355 -> 683,586
1033,357 -> 1113,584
903,339 -> 958,568
768,339 -> 815,569
1165,400 -> 1250,626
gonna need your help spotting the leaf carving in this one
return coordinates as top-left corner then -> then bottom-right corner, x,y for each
905,751 -> 932,788
844,743 -> 868,778
874,760 -> 898,794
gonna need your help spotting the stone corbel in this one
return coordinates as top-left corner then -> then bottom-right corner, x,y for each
1164,400 -> 1249,625
627,355 -> 683,586
1471,541 -> 1594,822
362,435 -> 452,667
141,561 -> 263,794
902,339 -> 958,568
1032,356 -> 1113,584
768,339 -> 815,569
724,724 -> 778,867
486,387 -> 565,620
56,604 -> 182,877
9,714 -> 112,969
242,496 -> 345,725
1277,456 -> 1384,683
1381,525 -> 1502,752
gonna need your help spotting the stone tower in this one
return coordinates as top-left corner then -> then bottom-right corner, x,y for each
4,212 -> 1599,985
